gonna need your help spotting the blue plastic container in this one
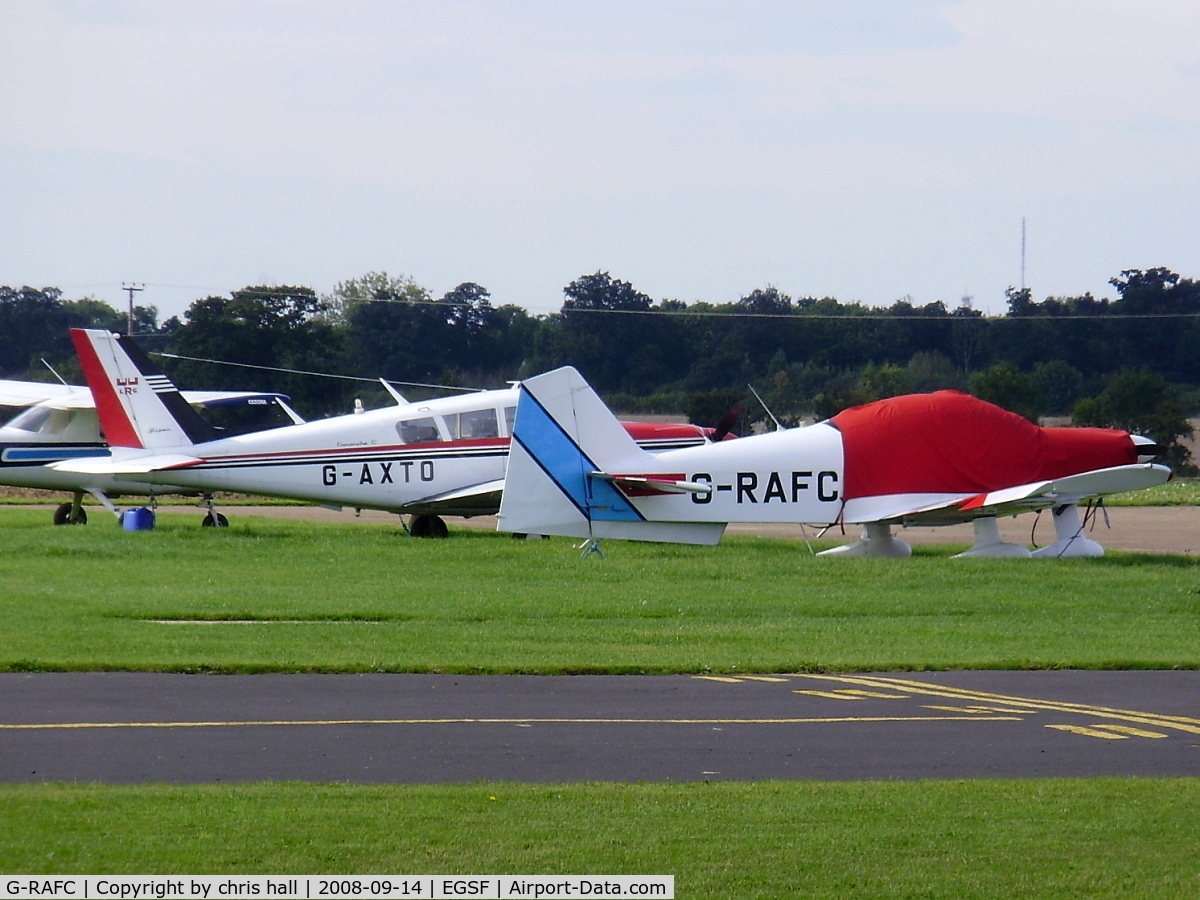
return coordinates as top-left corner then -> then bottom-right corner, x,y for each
121,507 -> 156,532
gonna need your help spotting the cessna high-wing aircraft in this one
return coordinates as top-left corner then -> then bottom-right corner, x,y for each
0,377 -> 298,524
50,330 -> 721,535
497,366 -> 1172,558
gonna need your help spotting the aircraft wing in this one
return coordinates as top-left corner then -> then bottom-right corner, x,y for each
399,479 -> 506,517
48,454 -> 203,475
179,390 -> 291,407
0,379 -> 288,411
0,379 -> 85,408
853,463 -> 1172,526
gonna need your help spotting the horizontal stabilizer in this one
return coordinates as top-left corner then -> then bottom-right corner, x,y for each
49,454 -> 202,475
403,479 -> 505,517
591,473 -> 714,496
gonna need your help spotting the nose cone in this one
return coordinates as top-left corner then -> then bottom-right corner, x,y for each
1131,434 -> 1163,463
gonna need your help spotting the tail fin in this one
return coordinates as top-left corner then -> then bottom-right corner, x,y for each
498,366 -> 725,544
71,329 -> 217,448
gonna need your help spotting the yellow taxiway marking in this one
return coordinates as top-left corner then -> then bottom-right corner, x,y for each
1094,724 -> 1169,738
923,705 -> 1033,715
693,676 -> 744,683
1046,723 -> 1169,740
737,676 -> 791,683
0,715 -> 1023,731
793,689 -> 907,700
794,674 -> 1200,736
1046,724 -> 1131,740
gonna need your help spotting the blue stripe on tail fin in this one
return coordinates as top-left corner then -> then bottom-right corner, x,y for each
511,385 -> 643,523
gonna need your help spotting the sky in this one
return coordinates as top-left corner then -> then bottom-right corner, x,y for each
2,0 -> 1199,320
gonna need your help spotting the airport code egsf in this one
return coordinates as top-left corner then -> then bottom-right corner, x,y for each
2,877 -> 673,900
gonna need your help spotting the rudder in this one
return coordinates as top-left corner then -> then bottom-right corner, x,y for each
71,329 -> 216,449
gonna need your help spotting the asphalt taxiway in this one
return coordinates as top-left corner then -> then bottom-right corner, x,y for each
2,671 -> 1197,783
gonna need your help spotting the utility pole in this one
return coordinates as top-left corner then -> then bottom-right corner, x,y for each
121,282 -> 144,335
1020,217 -> 1026,292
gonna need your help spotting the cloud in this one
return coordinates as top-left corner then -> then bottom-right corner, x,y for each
3,1 -> 1198,315
4,0 -> 1198,197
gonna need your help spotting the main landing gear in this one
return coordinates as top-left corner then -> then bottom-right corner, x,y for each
408,514 -> 448,538
1030,503 -> 1104,558
816,522 -> 913,558
52,491 -> 88,525
816,503 -> 1107,559
953,517 -> 1031,558
200,495 -> 229,527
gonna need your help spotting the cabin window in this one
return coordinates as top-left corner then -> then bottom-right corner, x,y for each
446,408 -> 499,440
396,416 -> 441,444
503,405 -> 516,436
5,406 -> 73,435
5,406 -> 52,433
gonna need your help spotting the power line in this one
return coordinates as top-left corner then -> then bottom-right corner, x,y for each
35,281 -> 1200,322
502,305 -> 1200,321
153,352 -> 484,393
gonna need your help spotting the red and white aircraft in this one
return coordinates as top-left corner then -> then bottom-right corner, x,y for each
50,330 -> 721,534
498,366 -> 1171,558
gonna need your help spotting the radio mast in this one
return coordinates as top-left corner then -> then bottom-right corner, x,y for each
1020,217 -> 1026,291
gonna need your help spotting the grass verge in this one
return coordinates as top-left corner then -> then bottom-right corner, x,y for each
1,780 -> 1197,897
1,509 -> 1198,673
1106,477 -> 1200,506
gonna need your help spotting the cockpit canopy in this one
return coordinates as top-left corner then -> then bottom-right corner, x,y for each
394,405 -> 513,444
2,406 -> 101,441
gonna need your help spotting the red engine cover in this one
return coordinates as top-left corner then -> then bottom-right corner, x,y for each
830,391 -> 1137,500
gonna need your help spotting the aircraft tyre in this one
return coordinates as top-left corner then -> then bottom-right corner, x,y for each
202,512 -> 230,528
53,503 -> 87,525
410,514 -> 449,538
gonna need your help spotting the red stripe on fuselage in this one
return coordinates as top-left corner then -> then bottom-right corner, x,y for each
175,429 -> 690,467
70,329 -> 143,449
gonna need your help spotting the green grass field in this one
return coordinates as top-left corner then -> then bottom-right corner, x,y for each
1107,476 -> 1200,506
0,508 -> 1197,673
2,780 -> 1198,897
2,507 -> 1198,892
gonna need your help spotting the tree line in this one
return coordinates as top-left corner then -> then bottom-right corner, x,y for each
2,266 -> 1196,470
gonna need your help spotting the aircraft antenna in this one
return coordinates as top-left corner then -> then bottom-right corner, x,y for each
379,378 -> 411,406
747,383 -> 785,431
40,358 -> 73,389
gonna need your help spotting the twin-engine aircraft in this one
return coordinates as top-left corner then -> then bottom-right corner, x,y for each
498,366 -> 1171,558
51,330 -> 718,534
0,377 -> 297,524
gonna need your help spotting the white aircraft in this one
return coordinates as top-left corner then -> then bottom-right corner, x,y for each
50,330 -> 721,535
497,366 -> 1172,558
0,377 -> 299,525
